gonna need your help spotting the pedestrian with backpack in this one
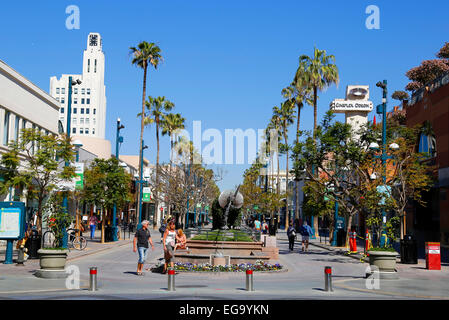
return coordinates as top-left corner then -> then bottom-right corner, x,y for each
287,221 -> 296,251
300,221 -> 313,252
159,219 -> 167,243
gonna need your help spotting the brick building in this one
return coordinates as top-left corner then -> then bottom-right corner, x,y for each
405,72 -> 449,248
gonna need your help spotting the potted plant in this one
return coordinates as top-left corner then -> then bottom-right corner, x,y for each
366,216 -> 400,279
35,196 -> 71,278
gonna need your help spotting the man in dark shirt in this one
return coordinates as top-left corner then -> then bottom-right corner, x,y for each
133,220 -> 154,275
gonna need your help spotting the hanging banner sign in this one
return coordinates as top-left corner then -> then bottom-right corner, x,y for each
75,162 -> 84,190
142,187 -> 151,202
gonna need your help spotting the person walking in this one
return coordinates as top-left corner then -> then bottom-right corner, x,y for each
162,221 -> 177,274
133,220 -> 154,276
262,219 -> 268,235
89,215 -> 98,240
159,219 -> 167,243
300,221 -> 313,252
254,217 -> 261,232
287,221 -> 296,251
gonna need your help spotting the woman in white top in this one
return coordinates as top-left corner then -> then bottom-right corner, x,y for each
163,221 -> 177,274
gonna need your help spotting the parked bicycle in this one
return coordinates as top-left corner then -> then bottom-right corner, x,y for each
42,228 -> 87,251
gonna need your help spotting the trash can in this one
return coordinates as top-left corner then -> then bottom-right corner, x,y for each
105,226 -> 112,242
336,229 -> 346,247
29,230 -> 41,259
400,234 -> 418,264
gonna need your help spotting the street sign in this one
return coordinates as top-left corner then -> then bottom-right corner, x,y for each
336,217 -> 345,230
75,162 -> 84,190
0,202 -> 26,240
142,187 -> 151,202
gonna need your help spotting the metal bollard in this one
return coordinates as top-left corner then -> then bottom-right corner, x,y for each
167,269 -> 176,291
324,266 -> 333,292
246,269 -> 254,291
89,267 -> 98,291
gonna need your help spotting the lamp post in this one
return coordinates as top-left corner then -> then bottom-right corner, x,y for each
371,80 -> 399,247
73,139 -> 83,238
62,76 -> 81,249
136,140 -> 148,226
112,118 -> 125,241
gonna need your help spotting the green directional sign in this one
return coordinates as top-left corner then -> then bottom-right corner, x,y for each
142,187 -> 151,202
75,162 -> 84,190
196,203 -> 202,208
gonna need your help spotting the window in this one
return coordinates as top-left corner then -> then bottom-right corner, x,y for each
87,88 -> 91,95
80,118 -> 84,125
61,108 -> 65,114
92,128 -> 95,135
85,118 -> 90,125
81,99 -> 85,104
61,88 -> 65,94
60,117 -> 64,124
22,119 -> 27,132
419,133 -> 437,158
74,98 -> 78,104
79,128 -> 84,134
73,108 -> 77,114
14,115 -> 20,141
3,111 -> 10,146
56,88 -> 60,94
72,128 -> 76,134
74,88 -> 78,94
81,108 -> 84,114
93,118 -> 96,125
81,88 -> 85,95
88,59 -> 90,73
61,98 -> 65,104
56,98 -> 60,102
86,99 -> 90,105
86,108 -> 90,114
85,128 -> 89,135
94,59 -> 97,73
93,109 -> 96,115
72,118 -> 77,125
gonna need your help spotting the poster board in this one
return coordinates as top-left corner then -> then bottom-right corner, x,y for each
0,202 -> 26,240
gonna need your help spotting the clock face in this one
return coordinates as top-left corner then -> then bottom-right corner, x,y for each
89,35 -> 98,46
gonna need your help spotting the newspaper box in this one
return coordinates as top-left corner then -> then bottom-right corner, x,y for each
425,242 -> 441,270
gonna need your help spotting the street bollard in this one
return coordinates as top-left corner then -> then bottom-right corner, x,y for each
246,269 -> 254,291
167,269 -> 176,291
16,246 -> 25,266
89,267 -> 98,291
324,266 -> 333,292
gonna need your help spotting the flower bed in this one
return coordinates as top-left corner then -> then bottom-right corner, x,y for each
151,260 -> 283,273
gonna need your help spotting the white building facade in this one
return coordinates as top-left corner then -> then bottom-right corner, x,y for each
49,33 -> 107,139
0,59 -> 60,202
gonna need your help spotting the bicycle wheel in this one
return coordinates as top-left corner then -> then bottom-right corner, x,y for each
72,236 -> 87,250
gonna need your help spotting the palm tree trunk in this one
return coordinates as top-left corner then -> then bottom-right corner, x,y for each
295,103 -> 301,220
155,119 -> 160,229
312,86 -> 319,236
284,129 -> 289,230
138,63 -> 148,225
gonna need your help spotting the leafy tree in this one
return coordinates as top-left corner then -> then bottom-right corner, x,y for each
82,157 -> 132,242
391,90 -> 409,102
0,128 -> 75,233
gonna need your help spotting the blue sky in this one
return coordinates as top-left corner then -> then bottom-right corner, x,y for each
1,0 -> 448,191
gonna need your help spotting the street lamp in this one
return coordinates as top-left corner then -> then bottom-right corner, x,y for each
136,140 -> 148,226
372,80 -> 397,247
62,77 -> 81,249
112,118 -> 125,241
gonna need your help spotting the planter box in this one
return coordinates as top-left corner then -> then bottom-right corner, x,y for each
367,250 -> 399,279
34,249 -> 69,279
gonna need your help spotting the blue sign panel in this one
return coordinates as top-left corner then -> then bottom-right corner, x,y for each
0,202 -> 26,240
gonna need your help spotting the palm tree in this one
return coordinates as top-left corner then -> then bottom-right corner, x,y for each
161,112 -> 185,217
130,41 -> 162,224
268,114 -> 282,219
145,96 -> 175,227
273,101 -> 295,229
298,47 -> 338,234
161,113 -> 186,166
298,47 -> 339,141
282,62 -> 312,219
